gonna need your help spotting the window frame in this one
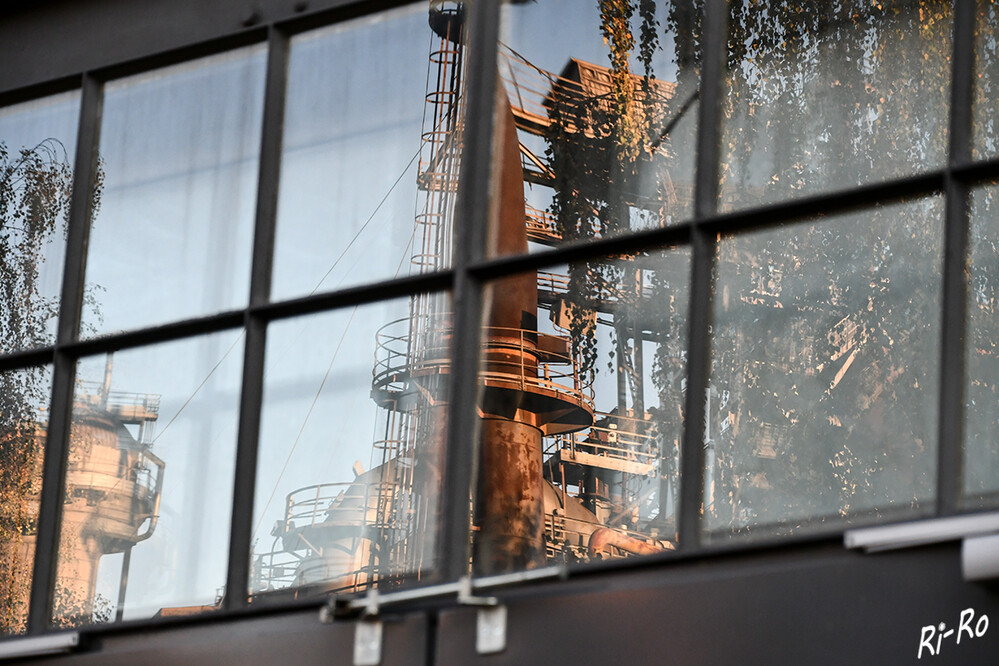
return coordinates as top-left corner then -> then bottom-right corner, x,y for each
0,0 -> 992,641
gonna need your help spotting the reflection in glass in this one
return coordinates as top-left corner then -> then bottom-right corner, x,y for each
474,248 -> 689,575
964,186 -> 999,506
52,332 -> 243,627
272,3 -> 457,299
708,199 -> 943,540
251,294 -> 450,597
0,92 -> 80,350
0,366 -> 52,635
499,0 -> 698,252
975,0 -> 999,159
721,1 -> 952,210
83,47 -> 266,337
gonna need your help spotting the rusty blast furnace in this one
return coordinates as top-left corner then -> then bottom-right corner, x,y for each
255,1 -> 677,595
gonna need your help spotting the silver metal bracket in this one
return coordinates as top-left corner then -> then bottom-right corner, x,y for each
963,533 -> 999,582
457,576 -> 498,607
358,588 -> 381,618
320,573 -> 541,662
476,604 -> 507,655
844,512 -> 999,583
0,632 -> 79,661
357,588 -> 383,665
457,577 -> 506,655
844,511 -> 999,552
353,618 -> 383,666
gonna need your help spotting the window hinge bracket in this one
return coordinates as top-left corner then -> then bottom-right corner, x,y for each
353,617 -> 383,666
318,589 -> 384,666
962,533 -> 999,582
475,604 -> 507,655
457,577 -> 506,655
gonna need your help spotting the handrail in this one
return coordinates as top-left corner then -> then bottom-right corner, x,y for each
282,481 -> 400,530
478,368 -> 594,410
525,205 -> 560,242
75,380 -> 162,415
253,478 -> 420,592
66,450 -> 164,497
555,433 -> 658,468
371,316 -> 594,410
543,409 -> 660,473
536,271 -> 570,295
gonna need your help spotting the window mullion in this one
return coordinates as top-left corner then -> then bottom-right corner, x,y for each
936,0 -> 976,516
677,0 -> 727,552
28,72 -> 103,634
225,25 -> 289,611
438,0 -> 500,583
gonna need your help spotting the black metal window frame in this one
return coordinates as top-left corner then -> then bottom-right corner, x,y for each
0,0 -> 993,640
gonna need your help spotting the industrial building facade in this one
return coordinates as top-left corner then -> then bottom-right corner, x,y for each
1,0 -> 998,663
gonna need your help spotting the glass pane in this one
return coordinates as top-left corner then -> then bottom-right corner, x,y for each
0,366 -> 52,636
0,91 -> 80,350
52,332 -> 243,627
498,0 -> 699,253
251,293 -> 450,598
721,1 -> 952,211
473,248 -> 689,576
273,3 -> 458,299
965,185 -> 999,506
975,0 -> 999,159
82,47 -> 266,337
707,198 -> 943,541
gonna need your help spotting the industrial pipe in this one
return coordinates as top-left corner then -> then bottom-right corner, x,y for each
587,528 -> 675,558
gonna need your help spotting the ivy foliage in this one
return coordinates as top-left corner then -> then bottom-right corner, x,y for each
546,1 -> 694,383
544,0 -> 971,534
706,0 -> 953,534
0,140 -> 73,634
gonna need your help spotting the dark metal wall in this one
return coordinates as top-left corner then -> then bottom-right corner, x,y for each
20,542 -> 999,665
30,610 -> 428,666
0,0 -> 378,97
437,543 -> 999,665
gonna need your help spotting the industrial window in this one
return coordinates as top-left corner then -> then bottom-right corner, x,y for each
0,0 -> 996,642
1,90 -> 79,634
